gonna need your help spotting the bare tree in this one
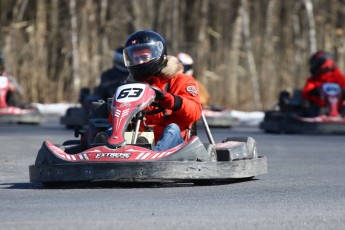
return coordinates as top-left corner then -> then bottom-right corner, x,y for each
196,0 -> 210,90
225,3 -> 242,108
69,0 -> 80,95
1,0 -> 344,109
302,0 -> 317,55
259,0 -> 277,109
336,0 -> 345,71
241,0 -> 261,110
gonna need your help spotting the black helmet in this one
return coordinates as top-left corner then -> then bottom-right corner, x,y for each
123,30 -> 167,81
113,47 -> 127,73
309,51 -> 334,76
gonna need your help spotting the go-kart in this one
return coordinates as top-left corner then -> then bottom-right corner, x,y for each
29,83 -> 267,186
0,76 -> 42,124
260,83 -> 345,134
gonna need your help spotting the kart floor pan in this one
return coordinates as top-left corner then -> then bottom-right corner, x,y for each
29,156 -> 267,183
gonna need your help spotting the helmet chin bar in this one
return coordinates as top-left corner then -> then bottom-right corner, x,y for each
129,56 -> 167,82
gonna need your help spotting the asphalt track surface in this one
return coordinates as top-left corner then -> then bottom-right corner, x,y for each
1,116 -> 345,230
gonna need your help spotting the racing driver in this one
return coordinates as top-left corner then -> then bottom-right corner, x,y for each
302,51 -> 345,116
123,30 -> 202,151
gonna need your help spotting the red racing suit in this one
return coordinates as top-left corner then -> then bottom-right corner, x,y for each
142,56 -> 202,141
302,67 -> 345,108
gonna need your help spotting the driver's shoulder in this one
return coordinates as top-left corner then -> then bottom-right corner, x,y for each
170,73 -> 198,88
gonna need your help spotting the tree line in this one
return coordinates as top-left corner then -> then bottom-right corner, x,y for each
1,0 -> 344,111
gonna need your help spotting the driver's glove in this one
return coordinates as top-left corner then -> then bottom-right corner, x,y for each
157,92 -> 182,111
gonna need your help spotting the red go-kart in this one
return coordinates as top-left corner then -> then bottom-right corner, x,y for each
0,76 -> 42,124
260,83 -> 345,134
30,83 -> 267,186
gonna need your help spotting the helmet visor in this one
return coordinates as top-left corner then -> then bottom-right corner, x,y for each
124,41 -> 164,67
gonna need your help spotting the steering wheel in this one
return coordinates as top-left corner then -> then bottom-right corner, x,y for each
143,86 -> 166,115
150,86 -> 165,100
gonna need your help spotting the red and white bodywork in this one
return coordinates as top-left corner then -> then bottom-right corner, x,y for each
108,83 -> 155,146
